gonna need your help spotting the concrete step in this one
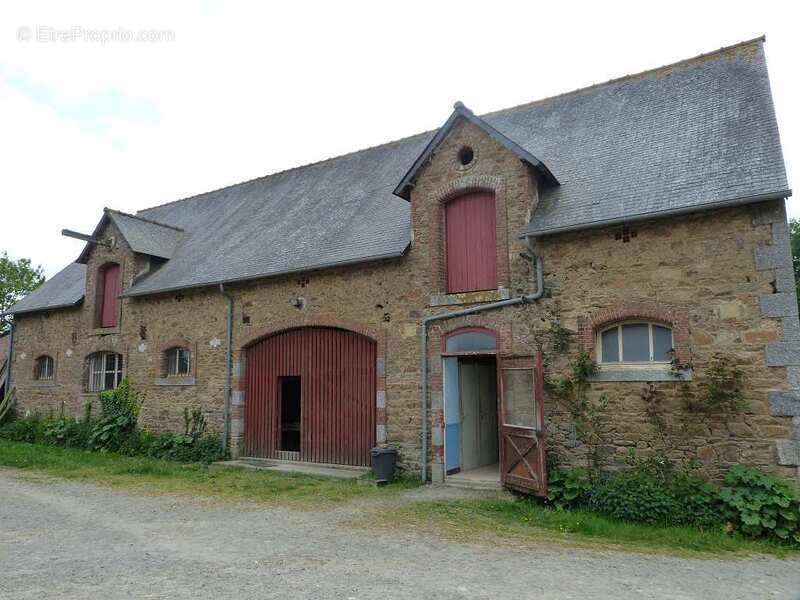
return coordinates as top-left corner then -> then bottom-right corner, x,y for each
214,457 -> 370,480
443,475 -> 504,492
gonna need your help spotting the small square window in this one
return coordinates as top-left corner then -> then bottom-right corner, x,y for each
167,347 -> 192,377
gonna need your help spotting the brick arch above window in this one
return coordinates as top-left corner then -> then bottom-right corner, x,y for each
432,174 -> 504,205
239,318 -> 383,350
441,326 -> 498,354
578,302 -> 690,364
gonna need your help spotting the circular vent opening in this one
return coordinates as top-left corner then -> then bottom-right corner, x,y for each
457,146 -> 474,166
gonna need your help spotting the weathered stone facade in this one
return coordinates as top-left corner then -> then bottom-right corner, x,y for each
8,102 -> 798,482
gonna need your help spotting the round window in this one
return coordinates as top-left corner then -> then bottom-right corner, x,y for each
457,146 -> 475,166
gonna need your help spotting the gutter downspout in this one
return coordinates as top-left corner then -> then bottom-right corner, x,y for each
419,238 -> 545,481
5,319 -> 14,395
219,284 -> 234,455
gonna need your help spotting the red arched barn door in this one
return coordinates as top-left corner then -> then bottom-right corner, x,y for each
244,327 -> 376,466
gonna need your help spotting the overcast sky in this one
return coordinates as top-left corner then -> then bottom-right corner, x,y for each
1,1 -> 797,278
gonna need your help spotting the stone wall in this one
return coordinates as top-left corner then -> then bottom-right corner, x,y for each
8,117 -> 798,481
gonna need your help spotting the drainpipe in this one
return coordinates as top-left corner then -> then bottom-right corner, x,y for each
219,284 -> 234,455
5,319 -> 14,396
419,239 -> 545,482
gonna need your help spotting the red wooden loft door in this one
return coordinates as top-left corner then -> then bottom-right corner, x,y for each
100,264 -> 120,328
244,327 -> 376,466
445,192 -> 497,293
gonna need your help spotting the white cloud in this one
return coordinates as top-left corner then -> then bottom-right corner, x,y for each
0,0 -> 796,277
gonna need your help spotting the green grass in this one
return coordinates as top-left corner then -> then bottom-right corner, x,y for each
378,498 -> 800,558
0,440 -> 418,508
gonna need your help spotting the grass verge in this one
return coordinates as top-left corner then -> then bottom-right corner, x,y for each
0,440 -> 417,508
377,498 -> 799,558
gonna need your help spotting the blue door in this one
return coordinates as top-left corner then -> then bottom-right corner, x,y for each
444,357 -> 461,473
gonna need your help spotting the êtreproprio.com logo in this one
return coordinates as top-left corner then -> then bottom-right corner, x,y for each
16,25 -> 175,44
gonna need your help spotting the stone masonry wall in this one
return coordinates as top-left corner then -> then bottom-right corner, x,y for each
9,117 -> 798,481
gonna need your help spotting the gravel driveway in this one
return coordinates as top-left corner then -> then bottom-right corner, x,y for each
1,468 -> 798,600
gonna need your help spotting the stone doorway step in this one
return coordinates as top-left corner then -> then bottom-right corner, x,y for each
214,457 -> 369,480
444,463 -> 503,491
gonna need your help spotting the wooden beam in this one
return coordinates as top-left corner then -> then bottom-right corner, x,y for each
61,229 -> 100,244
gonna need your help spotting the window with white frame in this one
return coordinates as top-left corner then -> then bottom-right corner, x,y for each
34,355 -> 54,380
166,347 -> 192,377
87,352 -> 123,392
598,322 -> 673,364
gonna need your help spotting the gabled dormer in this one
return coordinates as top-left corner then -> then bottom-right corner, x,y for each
68,208 -> 184,333
392,103 -> 558,304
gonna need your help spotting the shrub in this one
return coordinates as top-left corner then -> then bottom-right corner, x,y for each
720,466 -> 800,544
43,417 -> 88,448
588,456 -> 724,529
148,432 -> 224,463
143,410 -> 225,463
0,413 -> 44,443
546,467 -> 592,510
89,379 -> 141,452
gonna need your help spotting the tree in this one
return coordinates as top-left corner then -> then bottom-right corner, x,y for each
0,252 -> 45,334
791,220 -> 800,311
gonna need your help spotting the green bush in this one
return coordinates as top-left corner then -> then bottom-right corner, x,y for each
585,453 -> 724,529
0,385 -> 225,464
0,413 -> 44,443
42,417 -> 92,448
146,432 -> 224,463
546,467 -> 592,510
142,409 -> 225,463
89,379 -> 141,452
589,469 -> 723,528
720,465 -> 800,544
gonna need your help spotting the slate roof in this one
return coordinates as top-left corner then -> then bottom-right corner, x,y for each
124,137 -> 419,297
76,209 -> 184,263
5,263 -> 86,315
107,210 -> 184,260
516,38 -> 789,236
7,37 -> 790,312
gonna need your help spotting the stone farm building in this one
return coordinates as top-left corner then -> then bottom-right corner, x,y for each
5,37 -> 798,492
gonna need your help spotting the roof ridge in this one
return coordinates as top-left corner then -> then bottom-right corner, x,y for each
137,35 -> 766,216
483,36 -> 766,118
105,207 -> 184,232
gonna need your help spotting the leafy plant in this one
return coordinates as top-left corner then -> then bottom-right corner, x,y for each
693,358 -> 747,415
585,450 -> 724,528
89,379 -> 141,452
590,468 -> 723,528
0,412 -> 45,443
720,466 -> 800,544
546,467 -> 592,510
42,413 -> 93,449
674,356 -> 747,416
548,352 -> 607,472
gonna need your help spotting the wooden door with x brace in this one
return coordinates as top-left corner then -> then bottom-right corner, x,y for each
497,352 -> 547,496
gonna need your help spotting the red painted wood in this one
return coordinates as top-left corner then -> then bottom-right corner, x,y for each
244,327 -> 376,466
445,193 -> 497,293
100,264 -> 120,328
497,352 -> 548,497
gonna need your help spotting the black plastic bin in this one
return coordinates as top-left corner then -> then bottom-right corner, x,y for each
370,447 -> 398,483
